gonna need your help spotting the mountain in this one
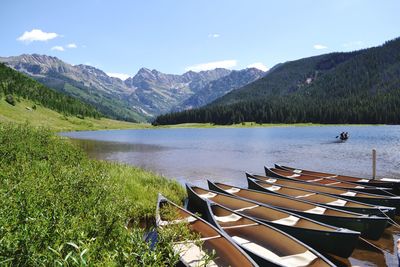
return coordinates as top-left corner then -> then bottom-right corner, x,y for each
124,67 -> 231,115
176,68 -> 265,111
0,55 -> 262,121
0,62 -> 100,118
0,54 -> 145,122
154,37 -> 400,125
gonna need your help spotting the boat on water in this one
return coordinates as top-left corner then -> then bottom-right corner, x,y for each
204,201 -> 336,266
265,167 -> 395,196
156,194 -> 258,267
186,184 -> 360,257
208,181 -> 388,240
250,173 -> 400,214
246,173 -> 396,218
275,164 -> 400,190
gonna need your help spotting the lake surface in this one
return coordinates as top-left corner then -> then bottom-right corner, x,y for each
61,125 -> 400,266
61,125 -> 400,188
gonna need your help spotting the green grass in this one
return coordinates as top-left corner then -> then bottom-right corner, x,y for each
156,122 -> 381,129
0,98 -> 151,131
1,98 -> 379,133
0,123 -> 186,266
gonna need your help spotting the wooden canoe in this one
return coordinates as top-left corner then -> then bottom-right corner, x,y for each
208,181 -> 387,240
156,194 -> 258,267
251,173 -> 400,214
265,166 -> 395,196
204,201 -> 335,266
246,174 -> 396,218
276,164 -> 400,190
186,184 -> 360,257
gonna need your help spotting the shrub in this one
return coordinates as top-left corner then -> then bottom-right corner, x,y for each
5,94 -> 15,106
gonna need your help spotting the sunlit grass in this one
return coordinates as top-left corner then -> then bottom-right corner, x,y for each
0,98 -> 151,131
0,123 -> 186,265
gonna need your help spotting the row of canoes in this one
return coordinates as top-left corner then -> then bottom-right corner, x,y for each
156,165 -> 400,266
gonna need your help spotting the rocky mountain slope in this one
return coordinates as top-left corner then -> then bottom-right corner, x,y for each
0,54 -> 264,121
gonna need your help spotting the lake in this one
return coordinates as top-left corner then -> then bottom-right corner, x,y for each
61,125 -> 400,188
61,125 -> 400,266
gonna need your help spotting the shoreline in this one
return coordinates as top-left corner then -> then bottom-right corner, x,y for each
59,121 -> 387,133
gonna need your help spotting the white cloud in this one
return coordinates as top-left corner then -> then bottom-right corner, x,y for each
107,72 -> 131,80
66,43 -> 77,48
247,62 -> 269,72
208,33 -> 220,38
185,60 -> 237,72
17,29 -> 59,43
51,46 -> 64,51
313,44 -> 328,50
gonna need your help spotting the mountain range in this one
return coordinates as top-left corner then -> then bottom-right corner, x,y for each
0,54 -> 264,122
154,37 -> 400,125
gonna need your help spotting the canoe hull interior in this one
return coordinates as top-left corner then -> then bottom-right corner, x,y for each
247,177 -> 396,219
208,181 -> 387,241
186,184 -> 360,258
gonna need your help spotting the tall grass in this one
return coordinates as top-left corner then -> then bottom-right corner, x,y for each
0,123 -> 186,266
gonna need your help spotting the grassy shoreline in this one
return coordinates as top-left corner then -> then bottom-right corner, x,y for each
0,98 -> 385,132
0,123 -> 186,265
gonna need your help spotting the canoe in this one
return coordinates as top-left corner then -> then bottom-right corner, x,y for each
156,194 -> 258,267
186,184 -> 360,257
265,166 -> 395,196
208,181 -> 387,240
204,201 -> 335,266
276,164 -> 400,190
251,173 -> 400,214
246,174 -> 396,218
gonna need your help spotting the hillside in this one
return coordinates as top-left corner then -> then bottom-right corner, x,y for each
0,63 -> 146,131
154,37 -> 400,125
0,55 -> 146,122
0,55 -> 264,119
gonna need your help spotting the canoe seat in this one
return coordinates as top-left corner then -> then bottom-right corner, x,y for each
225,187 -> 241,194
222,223 -> 258,229
304,207 -> 326,215
325,175 -> 338,178
271,215 -> 300,226
232,236 -> 317,267
264,185 -> 281,191
326,199 -> 347,206
280,250 -> 318,266
358,179 -> 370,183
326,181 -> 341,185
214,213 -> 242,223
173,241 -> 218,267
158,216 -> 197,226
266,178 -> 277,183
199,192 -> 217,199
295,193 -> 316,198
355,186 -> 365,189
308,178 -> 323,182
341,191 -> 357,197
234,205 -> 259,212
293,169 -> 302,174
288,174 -> 301,178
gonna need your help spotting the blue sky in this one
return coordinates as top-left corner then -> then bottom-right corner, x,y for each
1,0 -> 400,79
